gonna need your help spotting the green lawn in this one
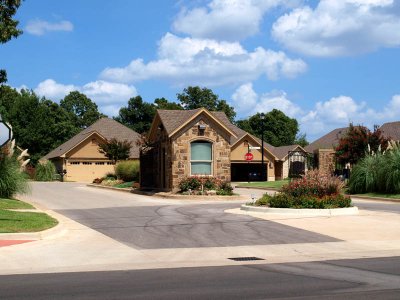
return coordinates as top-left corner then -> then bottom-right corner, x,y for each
0,209 -> 58,233
236,180 -> 289,189
353,193 -> 400,200
0,198 -> 34,210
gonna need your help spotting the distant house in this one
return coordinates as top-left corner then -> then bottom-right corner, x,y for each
304,127 -> 349,173
141,108 -> 307,191
380,121 -> 400,141
41,118 -> 140,182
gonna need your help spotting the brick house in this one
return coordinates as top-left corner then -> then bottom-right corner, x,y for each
42,118 -> 140,182
141,108 -> 307,191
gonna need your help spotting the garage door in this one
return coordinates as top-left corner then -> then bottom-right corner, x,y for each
66,161 -> 115,182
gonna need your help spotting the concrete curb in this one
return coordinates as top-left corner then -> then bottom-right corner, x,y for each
86,184 -> 133,193
350,195 -> 400,203
241,204 -> 359,216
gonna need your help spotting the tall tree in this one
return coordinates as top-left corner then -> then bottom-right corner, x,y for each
237,109 -> 299,147
177,86 -> 236,122
6,89 -> 79,164
60,91 -> 105,129
115,96 -> 156,134
294,133 -> 309,147
154,97 -> 182,110
335,123 -> 389,165
0,0 -> 23,84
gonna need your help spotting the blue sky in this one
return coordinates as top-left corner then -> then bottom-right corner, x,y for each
2,0 -> 400,141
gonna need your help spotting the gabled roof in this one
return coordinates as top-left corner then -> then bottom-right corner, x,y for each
42,118 -> 141,160
153,108 -> 237,139
380,121 -> 400,141
305,127 -> 348,153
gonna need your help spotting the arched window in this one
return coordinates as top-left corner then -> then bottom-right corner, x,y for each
191,141 -> 212,175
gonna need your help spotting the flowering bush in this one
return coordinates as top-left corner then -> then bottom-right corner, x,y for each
254,170 -> 351,209
281,169 -> 345,198
178,176 -> 233,195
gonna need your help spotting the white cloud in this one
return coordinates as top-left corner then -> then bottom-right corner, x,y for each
231,83 -> 258,114
33,79 -> 137,116
25,19 -> 74,36
101,33 -> 307,86
231,85 -> 400,141
173,0 -> 299,41
272,0 -> 400,56
34,79 -> 77,99
231,83 -> 302,117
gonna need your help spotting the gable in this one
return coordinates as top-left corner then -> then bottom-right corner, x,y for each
66,132 -> 107,159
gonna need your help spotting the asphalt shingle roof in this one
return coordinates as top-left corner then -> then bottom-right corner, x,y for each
380,121 -> 400,141
42,118 -> 141,160
305,127 -> 348,153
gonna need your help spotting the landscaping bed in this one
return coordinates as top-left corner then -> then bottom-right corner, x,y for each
247,170 -> 353,210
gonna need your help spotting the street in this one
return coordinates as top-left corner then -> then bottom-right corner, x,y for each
1,182 -> 399,299
1,257 -> 399,299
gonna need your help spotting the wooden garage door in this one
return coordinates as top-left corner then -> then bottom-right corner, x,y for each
66,161 -> 115,182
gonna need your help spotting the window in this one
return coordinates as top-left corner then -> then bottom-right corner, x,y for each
95,162 -> 105,165
191,141 -> 212,175
70,162 -> 80,165
82,162 -> 92,165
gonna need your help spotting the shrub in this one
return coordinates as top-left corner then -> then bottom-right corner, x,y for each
253,194 -> 271,206
348,148 -> 400,194
35,160 -> 56,181
0,156 -> 29,198
255,169 -> 351,209
268,193 -> 294,208
179,176 -> 201,192
115,160 -> 139,182
105,172 -> 117,180
178,176 -> 234,195
281,169 -> 344,198
217,181 -> 234,195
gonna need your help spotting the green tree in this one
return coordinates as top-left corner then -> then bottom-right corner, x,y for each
0,84 -> 19,118
335,123 -> 389,165
98,138 -> 132,163
294,133 -> 309,147
237,109 -> 299,147
1,0 -> 23,84
60,91 -> 105,129
115,96 -> 156,134
154,97 -> 182,110
6,89 -> 79,164
177,86 -> 236,122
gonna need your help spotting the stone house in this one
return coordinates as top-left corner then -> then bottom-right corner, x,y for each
141,108 -> 235,191
141,108 -> 307,191
41,118 -> 140,182
305,127 -> 348,174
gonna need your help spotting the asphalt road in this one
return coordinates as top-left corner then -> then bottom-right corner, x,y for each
57,203 -> 338,249
1,257 -> 399,299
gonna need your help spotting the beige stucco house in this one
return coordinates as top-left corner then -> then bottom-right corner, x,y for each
42,118 -> 140,182
141,108 -> 307,191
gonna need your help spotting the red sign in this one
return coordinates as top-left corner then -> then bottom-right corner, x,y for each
245,152 -> 253,161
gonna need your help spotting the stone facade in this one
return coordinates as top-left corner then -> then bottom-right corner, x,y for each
171,115 -> 231,190
142,113 -> 232,192
315,149 -> 335,174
